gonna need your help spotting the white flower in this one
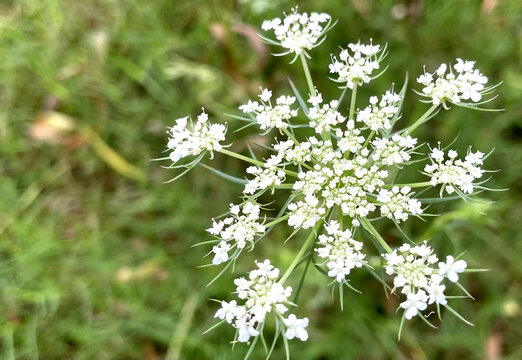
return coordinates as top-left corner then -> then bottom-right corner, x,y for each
236,315 -> 260,342
335,120 -> 365,154
427,283 -> 447,305
215,300 -> 239,323
207,202 -> 265,254
262,9 -> 331,55
438,255 -> 467,282
307,93 -> 346,133
167,108 -> 226,163
240,89 -> 298,130
356,89 -> 400,131
287,195 -> 326,229
275,139 -> 313,164
372,134 -> 417,165
244,155 -> 286,194
400,291 -> 428,320
377,186 -> 423,223
424,146 -> 484,195
329,41 -> 383,89
284,314 -> 309,341
417,58 -> 488,105
212,241 -> 232,265
383,243 -> 437,292
216,260 -> 306,343
316,220 -> 366,282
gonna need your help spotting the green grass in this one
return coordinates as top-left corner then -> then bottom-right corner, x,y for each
0,0 -> 521,359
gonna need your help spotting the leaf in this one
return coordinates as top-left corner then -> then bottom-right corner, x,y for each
201,164 -> 247,185
288,77 -> 309,114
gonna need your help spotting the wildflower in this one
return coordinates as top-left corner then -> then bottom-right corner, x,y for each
215,300 -> 239,323
329,41 -> 384,89
284,314 -> 309,341
377,186 -> 423,222
384,243 -> 468,320
356,90 -> 401,131
262,9 -> 332,56
212,241 -> 232,265
417,58 -> 489,106
316,220 -> 366,282
216,260 -> 305,343
372,135 -> 417,165
439,255 -> 467,282
164,10 -> 497,353
207,202 -> 265,255
275,139 -> 313,165
287,195 -> 326,229
427,283 -> 447,305
335,120 -> 365,154
307,93 -> 346,133
244,155 -> 286,194
240,88 -> 298,130
424,146 -> 484,195
167,108 -> 226,163
400,291 -> 428,320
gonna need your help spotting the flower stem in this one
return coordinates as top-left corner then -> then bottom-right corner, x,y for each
407,104 -> 439,135
279,218 -> 325,284
382,182 -> 431,189
348,84 -> 358,120
220,148 -> 298,177
265,214 -> 290,228
220,148 -> 264,166
362,130 -> 375,149
360,217 -> 393,254
300,53 -> 316,97
282,127 -> 300,145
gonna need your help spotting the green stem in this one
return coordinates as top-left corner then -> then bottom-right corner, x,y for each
279,218 -> 325,284
282,127 -> 300,145
382,182 -> 431,189
265,214 -> 290,228
362,130 -> 375,149
220,148 -> 298,177
361,217 -> 393,254
300,53 -> 316,97
336,87 -> 348,110
275,184 -> 295,189
348,84 -> 358,120
407,104 -> 439,135
220,148 -> 264,166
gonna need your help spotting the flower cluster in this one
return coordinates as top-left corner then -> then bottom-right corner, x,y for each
207,202 -> 266,264
329,41 -> 384,89
356,90 -> 401,131
307,93 -> 346,133
371,134 -> 417,165
167,109 -> 226,163
262,9 -> 331,56
383,243 -> 467,320
377,186 -> 423,222
239,88 -> 298,130
163,9 -> 497,358
424,147 -> 485,194
417,58 -> 489,106
215,260 -> 308,343
316,220 -> 366,282
244,155 -> 286,195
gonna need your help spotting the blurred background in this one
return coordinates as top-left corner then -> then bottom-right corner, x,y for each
0,0 -> 521,359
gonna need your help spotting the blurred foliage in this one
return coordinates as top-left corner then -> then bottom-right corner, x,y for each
0,0 -> 521,359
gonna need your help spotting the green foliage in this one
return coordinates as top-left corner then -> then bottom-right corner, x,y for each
0,0 -> 521,359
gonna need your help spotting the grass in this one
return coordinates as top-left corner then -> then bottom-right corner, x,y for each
0,0 -> 521,359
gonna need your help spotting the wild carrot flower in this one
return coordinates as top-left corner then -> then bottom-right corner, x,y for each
163,9 -> 498,358
167,108 -> 226,163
